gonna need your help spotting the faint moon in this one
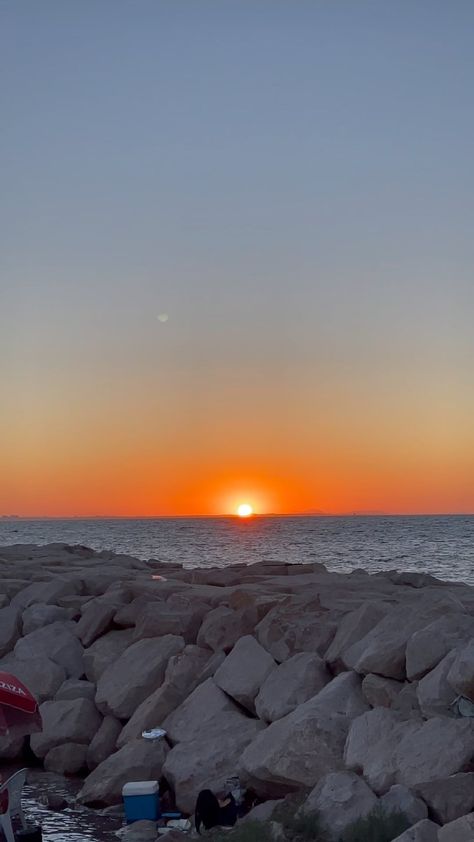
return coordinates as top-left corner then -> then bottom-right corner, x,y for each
157,313 -> 169,323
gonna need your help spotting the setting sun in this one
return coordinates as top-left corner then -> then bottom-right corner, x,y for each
236,503 -> 253,518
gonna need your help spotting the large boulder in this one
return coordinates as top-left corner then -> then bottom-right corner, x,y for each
394,717 -> 474,789
116,645 -> 211,747
0,655 -> 66,703
83,629 -> 134,683
197,606 -> 257,653
0,606 -> 21,658
12,577 -> 82,610
256,597 -> 337,662
22,603 -> 72,635
78,738 -> 169,806
379,785 -> 428,826
325,602 -> 388,672
241,672 -> 369,794
163,678 -> 251,745
14,621 -> 84,678
133,597 -> 209,645
406,614 -> 474,681
163,719 -> 265,814
95,635 -> 184,719
361,674 -> 404,709
344,708 -> 420,793
415,773 -> 474,825
44,742 -> 88,775
301,772 -> 378,837
114,597 -> 160,629
349,600 -> 460,680
447,640 -> 474,701
391,820 -> 440,841
87,716 -> 123,770
75,601 -> 116,647
255,653 -> 330,722
30,698 -> 102,758
417,650 -> 457,717
55,679 -> 96,701
345,709 -> 474,794
438,812 -> 474,841
214,636 -> 276,713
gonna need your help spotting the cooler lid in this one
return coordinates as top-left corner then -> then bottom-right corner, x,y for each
122,780 -> 159,796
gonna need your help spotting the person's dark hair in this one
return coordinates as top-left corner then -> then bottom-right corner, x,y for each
195,789 -> 221,834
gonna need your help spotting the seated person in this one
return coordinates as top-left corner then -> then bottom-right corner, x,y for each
195,788 -> 237,834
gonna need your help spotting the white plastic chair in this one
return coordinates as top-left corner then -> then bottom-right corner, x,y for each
0,768 -> 27,842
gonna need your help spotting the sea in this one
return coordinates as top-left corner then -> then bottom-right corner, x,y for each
1,514 -> 474,585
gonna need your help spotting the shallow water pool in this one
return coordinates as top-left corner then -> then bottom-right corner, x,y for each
8,769 -> 122,842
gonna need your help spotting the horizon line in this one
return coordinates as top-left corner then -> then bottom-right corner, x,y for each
1,511 -> 474,520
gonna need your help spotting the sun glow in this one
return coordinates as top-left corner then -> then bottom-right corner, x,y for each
236,503 -> 253,518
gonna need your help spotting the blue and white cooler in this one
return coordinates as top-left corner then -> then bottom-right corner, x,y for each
122,780 -> 160,823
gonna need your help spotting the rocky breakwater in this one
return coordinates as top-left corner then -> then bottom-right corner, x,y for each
3,545 -> 474,839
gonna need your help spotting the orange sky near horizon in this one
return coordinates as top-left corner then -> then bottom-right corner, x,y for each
1,356 -> 473,517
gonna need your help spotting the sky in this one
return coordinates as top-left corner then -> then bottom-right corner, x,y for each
1,1 -> 473,517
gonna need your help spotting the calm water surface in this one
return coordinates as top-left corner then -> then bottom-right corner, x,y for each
1,515 -> 473,583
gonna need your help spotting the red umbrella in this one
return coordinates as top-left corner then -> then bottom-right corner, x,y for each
0,671 -> 42,738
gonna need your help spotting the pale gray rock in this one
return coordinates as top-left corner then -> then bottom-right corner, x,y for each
214,635 -> 276,713
83,628 -> 134,683
12,577 -> 82,609
30,698 -> 102,758
0,655 -> 66,703
22,603 -> 72,635
44,742 -> 88,774
163,677 -> 251,745
392,681 -> 421,716
391,820 -> 440,841
95,634 -> 184,719
116,644 -> 211,747
55,679 -> 96,701
197,606 -> 257,652
78,737 -> 168,805
362,674 -> 404,708
255,652 -> 330,722
133,597 -> 209,644
415,773 -> 474,824
301,772 -> 378,836
325,602 -> 389,672
394,717 -> 474,789
379,785 -> 428,825
438,812 -> 474,841
256,597 -> 337,662
87,715 -> 122,770
163,719 -> 265,813
447,639 -> 474,702
241,672 -> 369,794
344,707 -> 421,794
114,597 -> 160,629
75,601 -> 116,647
14,621 -> 84,678
0,605 -> 21,658
350,599 -> 460,679
417,650 -> 457,717
406,614 -> 474,681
